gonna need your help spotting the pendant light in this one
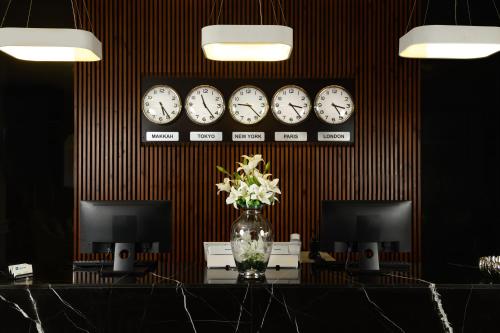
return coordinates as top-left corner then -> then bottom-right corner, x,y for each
0,0 -> 102,62
201,0 -> 293,61
399,0 -> 500,59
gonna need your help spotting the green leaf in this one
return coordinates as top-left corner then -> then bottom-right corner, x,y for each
216,165 -> 229,175
264,161 -> 270,173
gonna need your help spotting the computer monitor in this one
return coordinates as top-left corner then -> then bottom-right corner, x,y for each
320,200 -> 411,271
79,200 -> 172,275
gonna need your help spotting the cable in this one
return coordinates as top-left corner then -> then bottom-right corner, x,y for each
405,0 -> 417,33
270,0 -> 278,24
216,0 -> 224,24
454,0 -> 458,25
492,0 -> 500,23
423,0 -> 430,25
0,0 -> 13,27
26,0 -> 32,27
466,0 -> 471,25
208,0 -> 217,25
277,0 -> 287,26
69,0 -> 77,29
258,0 -> 263,25
81,0 -> 94,32
74,0 -> 83,29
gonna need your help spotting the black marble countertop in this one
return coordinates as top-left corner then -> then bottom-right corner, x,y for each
1,262 -> 499,332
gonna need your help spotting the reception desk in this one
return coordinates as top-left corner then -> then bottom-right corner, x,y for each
0,262 -> 498,332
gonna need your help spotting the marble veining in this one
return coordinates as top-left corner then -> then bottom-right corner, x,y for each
26,288 -> 45,333
461,286 -> 473,333
49,285 -> 95,332
257,283 -> 274,332
360,286 -> 405,332
385,273 -> 454,333
0,291 -> 41,331
152,273 -> 197,333
235,282 -> 250,332
428,283 -> 453,333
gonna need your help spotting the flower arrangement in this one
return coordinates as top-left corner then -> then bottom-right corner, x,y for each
216,154 -> 281,209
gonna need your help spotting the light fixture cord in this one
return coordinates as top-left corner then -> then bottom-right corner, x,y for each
216,0 -> 224,24
0,0 -> 13,27
454,0 -> 458,24
69,0 -> 77,29
466,0 -> 472,24
277,0 -> 287,26
258,0 -> 263,24
25,0 -> 32,27
405,0 -> 417,32
270,0 -> 278,24
492,0 -> 500,22
82,0 -> 94,32
208,0 -> 217,25
73,0 -> 83,29
423,0 -> 430,25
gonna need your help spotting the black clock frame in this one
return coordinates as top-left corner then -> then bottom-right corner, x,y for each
140,77 -> 355,144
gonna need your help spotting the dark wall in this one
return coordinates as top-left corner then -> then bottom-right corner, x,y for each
0,0 -> 74,275
73,0 -> 421,267
421,1 -> 500,278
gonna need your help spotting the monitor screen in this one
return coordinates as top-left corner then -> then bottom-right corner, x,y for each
79,200 -> 172,254
320,200 -> 412,252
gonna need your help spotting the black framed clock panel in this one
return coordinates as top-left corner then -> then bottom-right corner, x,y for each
140,77 -> 355,144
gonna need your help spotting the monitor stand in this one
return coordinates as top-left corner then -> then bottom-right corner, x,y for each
358,242 -> 380,271
100,242 -> 154,278
113,242 -> 135,272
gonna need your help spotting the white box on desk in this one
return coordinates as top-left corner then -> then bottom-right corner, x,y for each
203,242 -> 300,268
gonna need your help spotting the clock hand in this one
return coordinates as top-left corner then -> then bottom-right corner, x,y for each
236,103 -> 261,117
289,103 -> 303,109
288,103 -> 302,117
201,95 -> 215,118
331,103 -> 345,116
159,102 -> 171,119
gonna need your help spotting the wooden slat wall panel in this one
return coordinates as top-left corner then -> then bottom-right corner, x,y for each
74,0 -> 421,268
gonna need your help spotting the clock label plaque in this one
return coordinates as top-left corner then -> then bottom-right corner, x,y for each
146,132 -> 179,142
141,78 -> 355,144
317,132 -> 351,142
232,132 -> 265,142
189,131 -> 223,141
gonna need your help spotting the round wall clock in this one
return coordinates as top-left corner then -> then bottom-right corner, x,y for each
185,85 -> 225,125
314,85 -> 355,124
228,85 -> 269,125
271,85 -> 311,125
142,85 -> 182,124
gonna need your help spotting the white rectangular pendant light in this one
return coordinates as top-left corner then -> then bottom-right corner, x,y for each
0,28 -> 102,62
399,25 -> 500,59
201,25 -> 293,61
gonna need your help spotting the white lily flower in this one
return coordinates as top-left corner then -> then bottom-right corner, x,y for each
237,154 -> 264,175
215,177 -> 232,194
225,187 -> 241,208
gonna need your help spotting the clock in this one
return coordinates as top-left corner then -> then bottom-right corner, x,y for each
314,85 -> 355,124
228,85 -> 269,125
142,85 -> 182,124
271,85 -> 311,125
185,85 -> 225,125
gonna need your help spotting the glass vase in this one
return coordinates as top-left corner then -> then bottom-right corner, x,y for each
230,208 -> 273,279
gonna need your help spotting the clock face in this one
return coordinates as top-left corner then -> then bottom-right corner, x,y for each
271,85 -> 311,125
228,85 -> 269,125
185,85 -> 225,125
142,85 -> 182,125
314,85 -> 355,124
